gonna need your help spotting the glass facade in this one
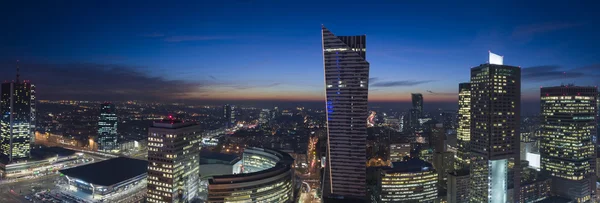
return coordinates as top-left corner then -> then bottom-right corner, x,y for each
98,103 -> 118,151
380,162 -> 437,202
540,86 -> 597,202
1,81 -> 35,162
455,83 -> 471,170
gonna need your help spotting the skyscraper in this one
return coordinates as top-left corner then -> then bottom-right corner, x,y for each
540,85 -> 597,202
0,63 -> 35,162
98,103 -> 118,151
223,104 -> 235,128
322,25 -> 368,200
455,82 -> 471,170
469,52 -> 521,203
147,118 -> 201,203
412,93 -> 424,115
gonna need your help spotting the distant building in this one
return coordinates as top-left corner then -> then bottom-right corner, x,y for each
380,159 -> 437,202
519,168 -> 552,203
147,119 -> 201,203
389,142 -> 411,162
433,151 -> 454,190
258,109 -> 271,124
98,103 -> 118,151
540,85 -> 597,202
322,25 -> 369,200
223,104 -> 236,128
0,64 -> 35,162
469,52 -> 521,203
455,82 -> 471,170
412,93 -> 424,116
447,169 -> 470,203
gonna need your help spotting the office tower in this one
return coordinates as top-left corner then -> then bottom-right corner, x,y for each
519,168 -> 552,203
258,109 -> 270,124
540,85 -> 597,202
0,64 -> 35,162
455,83 -> 471,170
98,103 -> 118,151
389,142 -> 411,162
322,25 -> 368,200
408,109 -> 421,132
447,169 -> 470,203
469,52 -> 521,203
223,104 -> 235,128
147,119 -> 201,203
412,93 -> 424,115
380,159 -> 437,202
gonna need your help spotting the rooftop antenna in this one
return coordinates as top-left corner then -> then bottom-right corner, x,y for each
16,60 -> 20,82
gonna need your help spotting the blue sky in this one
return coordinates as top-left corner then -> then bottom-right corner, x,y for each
1,0 -> 599,103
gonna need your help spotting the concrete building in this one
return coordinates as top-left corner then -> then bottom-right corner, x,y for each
98,103 -> 118,151
147,119 -> 201,203
223,104 -> 235,128
469,52 -> 521,203
540,85 -> 597,202
447,169 -> 470,203
389,142 -> 411,162
322,25 -> 369,200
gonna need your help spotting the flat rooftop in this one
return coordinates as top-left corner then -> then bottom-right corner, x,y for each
59,157 -> 147,186
200,150 -> 240,164
388,158 -> 433,173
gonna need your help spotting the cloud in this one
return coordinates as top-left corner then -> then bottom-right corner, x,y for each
522,65 -> 585,82
209,75 -> 217,80
0,61 -> 205,101
229,83 -> 281,90
512,22 -> 585,38
140,32 -> 165,37
371,80 -> 435,87
369,77 -> 379,84
427,90 -> 456,96
164,35 -> 233,42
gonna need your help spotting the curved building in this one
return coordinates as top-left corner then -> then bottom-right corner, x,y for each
207,147 -> 294,203
380,159 -> 437,203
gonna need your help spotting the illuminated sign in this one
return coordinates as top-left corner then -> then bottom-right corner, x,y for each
489,51 -> 504,65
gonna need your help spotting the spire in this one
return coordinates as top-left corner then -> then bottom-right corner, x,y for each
16,60 -> 20,82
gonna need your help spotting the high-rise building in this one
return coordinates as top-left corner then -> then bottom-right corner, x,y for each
258,109 -> 271,124
447,169 -> 470,203
0,63 -> 35,162
469,52 -> 521,203
322,25 -> 368,200
412,93 -> 424,115
380,159 -> 437,203
540,85 -> 597,202
147,119 -> 201,203
389,142 -> 411,162
223,104 -> 235,128
98,103 -> 118,151
455,82 -> 471,170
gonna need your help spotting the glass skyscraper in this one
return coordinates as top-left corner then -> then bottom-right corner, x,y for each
455,82 -> 471,170
0,66 -> 35,162
98,103 -> 118,151
322,25 -> 368,200
469,52 -> 521,203
540,85 -> 597,202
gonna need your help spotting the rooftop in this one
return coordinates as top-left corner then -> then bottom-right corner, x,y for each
200,150 -> 240,165
387,158 -> 433,173
59,157 -> 147,186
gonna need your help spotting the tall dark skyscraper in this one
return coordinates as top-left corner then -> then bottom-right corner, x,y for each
540,85 -> 597,202
469,52 -> 521,203
223,104 -> 235,128
98,103 -> 118,151
322,25 -> 368,200
412,93 -> 423,114
455,82 -> 471,170
0,63 -> 35,162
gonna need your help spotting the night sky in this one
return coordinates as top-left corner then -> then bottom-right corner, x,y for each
1,1 -> 599,110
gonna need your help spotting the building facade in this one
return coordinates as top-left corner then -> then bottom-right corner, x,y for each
412,93 -> 424,116
447,169 -> 470,203
0,68 -> 35,162
540,85 -> 597,202
389,142 -> 411,162
98,103 -> 118,151
147,120 -> 201,203
380,159 -> 437,203
223,104 -> 235,128
469,52 -> 521,203
322,25 -> 369,200
455,82 -> 471,170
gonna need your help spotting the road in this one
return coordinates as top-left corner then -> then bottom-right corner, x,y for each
0,174 -> 59,203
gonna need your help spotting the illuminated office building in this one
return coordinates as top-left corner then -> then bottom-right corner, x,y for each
380,159 -> 437,203
455,82 -> 471,170
321,25 -> 369,200
98,103 -> 118,151
223,104 -> 235,128
540,85 -> 597,202
469,52 -> 521,203
389,142 -> 411,162
0,63 -> 35,162
147,119 -> 201,203
412,93 -> 424,116
447,169 -> 470,203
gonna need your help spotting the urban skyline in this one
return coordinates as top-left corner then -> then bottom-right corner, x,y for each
2,1 -> 599,106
